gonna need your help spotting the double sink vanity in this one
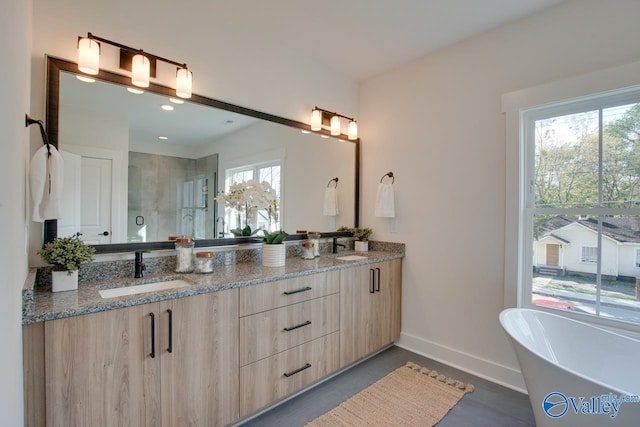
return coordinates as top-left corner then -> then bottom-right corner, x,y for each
23,56 -> 399,426
22,242 -> 403,426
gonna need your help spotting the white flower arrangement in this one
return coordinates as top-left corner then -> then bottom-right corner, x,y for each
215,180 -> 279,235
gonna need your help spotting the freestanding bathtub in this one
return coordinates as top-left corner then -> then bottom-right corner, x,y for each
500,308 -> 640,427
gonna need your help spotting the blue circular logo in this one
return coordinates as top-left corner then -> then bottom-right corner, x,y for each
543,392 -> 568,418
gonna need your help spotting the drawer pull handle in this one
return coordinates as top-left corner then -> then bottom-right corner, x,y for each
284,286 -> 312,295
283,320 -> 312,332
284,363 -> 312,378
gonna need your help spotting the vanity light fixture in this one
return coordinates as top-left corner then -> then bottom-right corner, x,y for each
309,106 -> 358,140
77,32 -> 194,99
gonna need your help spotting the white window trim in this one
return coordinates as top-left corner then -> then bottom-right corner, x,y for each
502,59 -> 640,333
580,246 -> 598,264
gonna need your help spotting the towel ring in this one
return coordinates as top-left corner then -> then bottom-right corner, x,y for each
380,172 -> 394,184
25,114 -> 51,157
327,177 -> 339,188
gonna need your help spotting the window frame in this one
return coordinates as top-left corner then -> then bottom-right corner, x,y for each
580,246 -> 598,264
502,60 -> 640,335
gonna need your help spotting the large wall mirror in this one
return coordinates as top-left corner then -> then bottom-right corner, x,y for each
45,57 -> 359,252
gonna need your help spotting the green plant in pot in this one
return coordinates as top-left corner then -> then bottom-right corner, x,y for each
262,230 -> 288,267
342,227 -> 372,252
38,235 -> 95,292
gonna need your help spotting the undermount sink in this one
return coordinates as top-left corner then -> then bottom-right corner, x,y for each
98,279 -> 190,299
335,255 -> 368,261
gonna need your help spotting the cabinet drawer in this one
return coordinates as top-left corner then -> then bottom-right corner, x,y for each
240,332 -> 339,417
240,293 -> 339,366
239,270 -> 340,316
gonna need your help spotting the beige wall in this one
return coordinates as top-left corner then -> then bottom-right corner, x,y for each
0,0 -> 30,424
360,0 -> 640,390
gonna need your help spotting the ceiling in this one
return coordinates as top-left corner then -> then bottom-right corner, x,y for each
202,0 -> 568,80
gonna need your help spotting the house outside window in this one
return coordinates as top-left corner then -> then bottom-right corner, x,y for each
519,86 -> 640,328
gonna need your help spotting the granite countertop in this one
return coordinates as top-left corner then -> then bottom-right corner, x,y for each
22,248 -> 403,325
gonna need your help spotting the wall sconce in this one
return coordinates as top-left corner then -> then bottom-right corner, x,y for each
310,107 -> 358,140
77,32 -> 193,98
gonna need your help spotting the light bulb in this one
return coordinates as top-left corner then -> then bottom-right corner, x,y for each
176,68 -> 192,99
77,38 -> 100,75
311,109 -> 322,131
330,115 -> 341,136
131,54 -> 150,88
348,120 -> 358,140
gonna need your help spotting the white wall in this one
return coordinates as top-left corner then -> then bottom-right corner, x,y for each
0,0 -> 30,424
360,0 -> 640,390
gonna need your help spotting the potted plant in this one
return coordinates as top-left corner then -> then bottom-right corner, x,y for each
262,230 -> 288,267
352,227 -> 373,252
38,235 -> 95,292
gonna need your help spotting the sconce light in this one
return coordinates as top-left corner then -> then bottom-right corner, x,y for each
311,108 -> 322,131
310,106 -> 358,140
330,115 -> 341,136
77,32 -> 194,99
131,53 -> 150,88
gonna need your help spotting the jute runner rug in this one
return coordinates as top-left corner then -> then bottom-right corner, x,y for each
307,362 -> 474,426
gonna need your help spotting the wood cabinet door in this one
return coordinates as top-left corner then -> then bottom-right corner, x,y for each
44,303 -> 161,427
378,259 -> 402,347
159,288 -> 239,427
340,260 -> 403,368
339,264 -> 378,367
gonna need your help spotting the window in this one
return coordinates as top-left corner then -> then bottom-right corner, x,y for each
580,247 -> 597,264
222,160 -> 281,233
520,87 -> 640,326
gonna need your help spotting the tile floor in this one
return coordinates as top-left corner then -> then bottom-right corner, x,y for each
237,346 -> 535,426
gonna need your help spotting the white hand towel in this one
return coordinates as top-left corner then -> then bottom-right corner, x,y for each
42,145 -> 64,220
29,145 -> 64,222
30,145 -> 48,222
374,183 -> 395,218
323,187 -> 339,216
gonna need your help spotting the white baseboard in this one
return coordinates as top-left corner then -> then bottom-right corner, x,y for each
396,332 -> 528,394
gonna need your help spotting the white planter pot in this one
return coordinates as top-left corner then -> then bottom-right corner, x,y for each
354,241 -> 369,252
52,270 -> 78,292
262,243 -> 286,267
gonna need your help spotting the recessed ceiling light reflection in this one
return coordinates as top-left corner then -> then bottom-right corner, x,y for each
301,130 -> 311,134
76,75 -> 95,83
158,136 -> 168,140
169,97 -> 184,104
127,87 -> 144,94
161,104 -> 174,111
321,135 -> 329,139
